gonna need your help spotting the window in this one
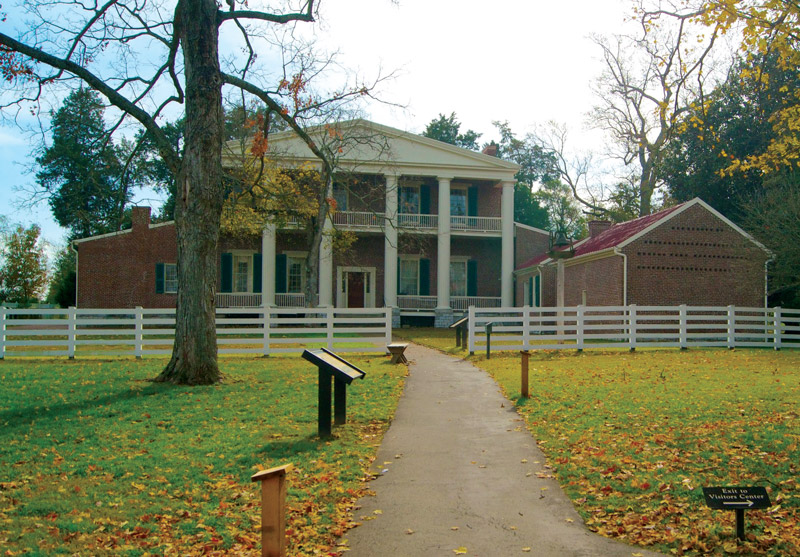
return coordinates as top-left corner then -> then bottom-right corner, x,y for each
164,263 -> 178,294
287,255 -> 305,293
399,258 -> 419,295
450,188 -> 467,217
333,182 -> 348,212
399,185 -> 420,214
233,254 -> 251,293
450,260 -> 467,296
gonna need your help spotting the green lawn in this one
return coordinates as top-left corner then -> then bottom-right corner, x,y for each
0,355 -> 406,556
399,328 -> 800,556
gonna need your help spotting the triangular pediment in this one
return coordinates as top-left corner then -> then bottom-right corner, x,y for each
223,119 -> 519,182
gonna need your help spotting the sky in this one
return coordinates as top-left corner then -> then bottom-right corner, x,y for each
0,0 -> 631,252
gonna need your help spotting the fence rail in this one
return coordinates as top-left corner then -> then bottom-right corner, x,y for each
468,305 -> 800,354
0,307 -> 392,358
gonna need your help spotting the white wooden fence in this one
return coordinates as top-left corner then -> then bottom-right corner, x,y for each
0,306 -> 392,358
468,305 -> 800,354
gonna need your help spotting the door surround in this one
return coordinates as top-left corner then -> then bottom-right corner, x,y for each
336,266 -> 376,308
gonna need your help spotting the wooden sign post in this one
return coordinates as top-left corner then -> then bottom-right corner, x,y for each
251,464 -> 293,557
520,350 -> 530,398
702,486 -> 771,541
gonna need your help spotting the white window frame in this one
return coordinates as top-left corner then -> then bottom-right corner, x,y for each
399,184 -> 421,215
398,256 -> 420,296
450,186 -> 468,217
449,257 -> 469,297
285,251 -> 307,294
231,251 -> 253,293
164,263 -> 178,294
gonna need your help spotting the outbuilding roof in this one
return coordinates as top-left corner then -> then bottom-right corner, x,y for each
515,198 -> 767,272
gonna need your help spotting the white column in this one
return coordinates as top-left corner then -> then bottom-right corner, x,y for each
262,223 -> 276,307
319,217 -> 334,307
437,176 -> 452,310
501,180 -> 515,307
384,174 -> 399,307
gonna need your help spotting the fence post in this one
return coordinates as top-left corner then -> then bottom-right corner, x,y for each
773,306 -> 782,351
522,305 -> 530,351
468,306 -> 475,355
262,307 -> 271,357
0,307 -> 5,360
385,308 -> 392,347
727,305 -> 735,349
326,308 -> 334,350
67,306 -> 77,359
628,304 -> 637,352
679,304 -> 688,350
576,305 -> 585,352
134,306 -> 143,359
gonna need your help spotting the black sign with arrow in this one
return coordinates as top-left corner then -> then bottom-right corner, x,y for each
702,486 -> 772,541
702,486 -> 771,510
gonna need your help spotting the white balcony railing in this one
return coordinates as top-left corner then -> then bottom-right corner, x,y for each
451,296 -> 502,310
275,293 -> 305,308
215,293 -> 306,308
279,212 -> 502,234
450,216 -> 502,233
332,211 -> 384,229
397,295 -> 437,309
216,293 -> 262,308
398,213 -> 438,230
397,295 -> 502,311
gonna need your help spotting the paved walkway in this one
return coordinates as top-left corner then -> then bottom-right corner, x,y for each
340,343 -> 662,556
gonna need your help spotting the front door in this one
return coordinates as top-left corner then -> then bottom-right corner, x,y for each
346,272 -> 366,308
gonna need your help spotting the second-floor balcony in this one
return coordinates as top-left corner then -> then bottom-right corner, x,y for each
326,211 -> 502,235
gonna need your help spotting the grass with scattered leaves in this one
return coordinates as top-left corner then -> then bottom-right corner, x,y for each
401,328 -> 800,556
0,355 -> 406,556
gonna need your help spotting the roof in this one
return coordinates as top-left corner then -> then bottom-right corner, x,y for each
223,118 -> 520,182
515,198 -> 768,272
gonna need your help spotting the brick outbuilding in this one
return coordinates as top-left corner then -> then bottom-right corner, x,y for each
515,198 -> 771,308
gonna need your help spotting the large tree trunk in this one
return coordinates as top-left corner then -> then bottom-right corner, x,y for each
154,0 -> 224,385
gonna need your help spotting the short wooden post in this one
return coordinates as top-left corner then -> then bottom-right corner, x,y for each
520,350 -> 530,398
679,304 -> 688,350
576,305 -> 585,352
773,306 -> 781,351
251,464 -> 293,557
628,304 -> 637,352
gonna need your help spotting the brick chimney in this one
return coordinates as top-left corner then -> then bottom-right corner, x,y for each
588,220 -> 612,238
131,206 -> 151,230
482,143 -> 498,157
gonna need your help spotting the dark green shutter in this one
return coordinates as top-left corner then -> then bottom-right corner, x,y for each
534,275 -> 541,307
220,253 -> 233,293
419,258 -> 430,296
467,260 -> 478,296
275,253 -> 287,294
420,185 -> 431,214
253,253 -> 262,294
155,263 -> 165,294
467,187 -> 478,217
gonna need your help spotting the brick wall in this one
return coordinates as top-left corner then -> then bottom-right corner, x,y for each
623,204 -> 768,307
76,209 -> 178,308
452,237 -> 502,297
515,225 -> 549,270
563,255 -> 625,306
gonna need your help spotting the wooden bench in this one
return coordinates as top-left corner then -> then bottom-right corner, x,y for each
386,343 -> 409,364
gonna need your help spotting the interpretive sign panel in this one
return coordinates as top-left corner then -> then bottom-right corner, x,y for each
302,348 -> 366,438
